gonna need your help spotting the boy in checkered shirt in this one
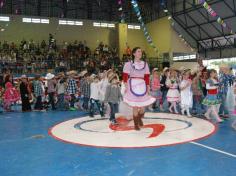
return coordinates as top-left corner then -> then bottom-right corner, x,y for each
66,71 -> 78,111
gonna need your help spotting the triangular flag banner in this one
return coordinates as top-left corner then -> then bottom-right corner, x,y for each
131,0 -> 159,54
198,0 -> 235,36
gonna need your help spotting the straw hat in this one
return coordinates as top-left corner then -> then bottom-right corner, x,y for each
67,70 -> 78,76
108,73 -> 119,83
57,72 -> 65,77
45,73 -> 55,80
179,66 -> 187,72
163,67 -> 169,73
21,75 -> 27,79
182,68 -> 191,75
169,67 -> 179,72
219,63 -> 229,68
79,70 -> 88,77
152,68 -> 158,72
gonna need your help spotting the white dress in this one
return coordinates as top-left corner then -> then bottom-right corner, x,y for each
166,79 -> 180,102
119,82 -> 133,120
180,79 -> 193,109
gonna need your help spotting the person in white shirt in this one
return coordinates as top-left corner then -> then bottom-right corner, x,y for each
89,75 -> 104,117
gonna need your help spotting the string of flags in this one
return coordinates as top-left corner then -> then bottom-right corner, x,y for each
160,0 -> 195,51
0,0 -> 4,8
131,0 -> 158,54
118,0 -> 125,23
195,0 -> 235,35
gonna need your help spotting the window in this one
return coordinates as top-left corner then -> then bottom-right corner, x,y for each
128,24 -> 141,30
101,23 -> 108,27
22,17 -> 50,24
173,54 -> 196,61
108,24 -> 115,28
93,22 -> 115,28
0,16 -> 10,22
59,20 -> 83,26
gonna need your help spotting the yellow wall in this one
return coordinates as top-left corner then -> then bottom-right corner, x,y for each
127,29 -> 147,52
0,16 -> 116,51
145,17 -> 172,58
0,15 -> 193,58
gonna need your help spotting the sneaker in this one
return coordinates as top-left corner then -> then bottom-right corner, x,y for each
232,124 -> 236,130
217,119 -> 224,123
204,113 -> 211,120
111,120 -> 118,125
148,107 -> 154,112
69,107 -> 77,111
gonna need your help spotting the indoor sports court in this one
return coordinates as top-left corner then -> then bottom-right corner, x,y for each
0,0 -> 235,176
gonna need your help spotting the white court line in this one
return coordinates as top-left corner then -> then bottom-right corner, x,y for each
190,142 -> 236,158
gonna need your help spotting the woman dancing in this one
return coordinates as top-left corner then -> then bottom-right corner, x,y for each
122,47 -> 155,130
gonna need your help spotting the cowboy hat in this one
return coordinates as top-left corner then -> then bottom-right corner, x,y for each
182,68 -> 191,75
57,72 -> 65,77
79,70 -> 88,77
152,68 -> 158,72
45,73 -> 55,80
163,67 -> 169,72
108,73 -> 119,83
179,66 -> 187,72
219,63 -> 229,68
67,70 -> 78,76
21,75 -> 27,79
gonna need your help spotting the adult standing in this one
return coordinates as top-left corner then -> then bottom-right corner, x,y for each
122,47 -> 155,130
19,75 -> 32,112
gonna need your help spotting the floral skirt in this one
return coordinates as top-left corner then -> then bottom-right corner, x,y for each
202,94 -> 221,106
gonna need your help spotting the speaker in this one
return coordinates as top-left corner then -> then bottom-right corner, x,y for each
162,61 -> 170,69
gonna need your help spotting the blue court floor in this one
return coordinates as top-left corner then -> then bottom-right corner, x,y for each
0,110 -> 235,176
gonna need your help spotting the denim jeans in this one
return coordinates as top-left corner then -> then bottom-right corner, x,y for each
89,99 -> 104,117
161,90 -> 168,112
192,95 -> 205,115
82,97 -> 90,110
56,93 -> 66,110
108,102 -> 119,121
70,94 -> 76,108
219,93 -> 229,115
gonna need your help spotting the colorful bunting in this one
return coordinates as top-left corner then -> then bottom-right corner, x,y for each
131,0 -> 159,54
0,0 -> 4,8
195,0 -> 235,36
118,0 -> 125,23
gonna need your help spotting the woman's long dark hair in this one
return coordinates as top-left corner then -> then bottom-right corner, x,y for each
131,47 -> 141,61
131,47 -> 146,62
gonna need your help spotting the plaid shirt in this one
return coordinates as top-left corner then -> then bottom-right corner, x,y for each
81,80 -> 90,98
33,80 -> 43,97
66,79 -> 78,94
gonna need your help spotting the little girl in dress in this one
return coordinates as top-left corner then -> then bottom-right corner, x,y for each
150,68 -> 163,111
166,69 -> 180,114
202,69 -> 223,123
3,82 -> 20,111
179,69 -> 193,117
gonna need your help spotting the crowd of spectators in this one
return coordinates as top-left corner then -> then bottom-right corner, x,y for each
0,34 -> 122,75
